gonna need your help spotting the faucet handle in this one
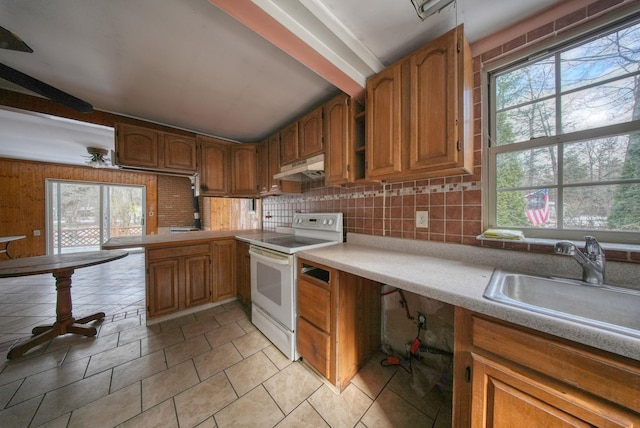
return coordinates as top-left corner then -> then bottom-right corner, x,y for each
554,240 -> 576,255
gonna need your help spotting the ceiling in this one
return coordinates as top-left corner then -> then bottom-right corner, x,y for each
0,0 -> 564,167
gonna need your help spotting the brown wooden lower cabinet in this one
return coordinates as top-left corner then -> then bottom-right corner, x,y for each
236,240 -> 251,308
184,253 -> 211,308
147,258 -> 180,317
145,239 -> 237,319
453,307 -> 640,427
213,239 -> 236,301
296,258 -> 381,391
147,243 -> 212,318
297,317 -> 331,376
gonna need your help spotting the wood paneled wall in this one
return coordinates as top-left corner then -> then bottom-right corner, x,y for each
0,158 -> 157,258
202,197 -> 260,231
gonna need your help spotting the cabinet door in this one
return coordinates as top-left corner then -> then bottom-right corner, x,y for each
366,63 -> 402,179
198,136 -> 229,196
213,240 -> 236,301
471,354 -> 638,428
324,94 -> 351,186
408,26 -> 460,173
115,124 -> 160,168
267,133 -> 301,194
184,254 -> 211,308
236,241 -> 251,306
267,133 -> 281,192
298,107 -> 323,159
257,140 -> 270,194
163,133 -> 197,172
279,122 -> 299,166
147,259 -> 180,317
230,144 -> 258,196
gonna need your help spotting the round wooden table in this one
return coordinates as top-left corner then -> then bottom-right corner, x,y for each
0,250 -> 128,359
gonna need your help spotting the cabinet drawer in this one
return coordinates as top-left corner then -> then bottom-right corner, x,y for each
297,317 -> 331,378
148,244 -> 211,260
298,277 -> 331,332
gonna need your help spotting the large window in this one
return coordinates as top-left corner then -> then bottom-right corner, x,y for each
487,16 -> 640,243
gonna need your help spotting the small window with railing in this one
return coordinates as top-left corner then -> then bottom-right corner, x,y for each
486,16 -> 640,244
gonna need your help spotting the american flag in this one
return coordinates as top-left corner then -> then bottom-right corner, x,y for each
525,189 -> 550,226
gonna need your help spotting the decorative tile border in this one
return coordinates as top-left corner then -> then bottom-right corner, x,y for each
263,180 -> 481,206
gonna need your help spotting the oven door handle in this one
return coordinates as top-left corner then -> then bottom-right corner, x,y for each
249,247 -> 292,265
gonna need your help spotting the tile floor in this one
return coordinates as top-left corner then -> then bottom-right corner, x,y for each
0,251 -> 452,427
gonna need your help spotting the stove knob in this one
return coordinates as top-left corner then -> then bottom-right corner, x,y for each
328,219 -> 334,225
322,219 -> 328,225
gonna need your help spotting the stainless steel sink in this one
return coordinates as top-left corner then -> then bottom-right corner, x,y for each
484,269 -> 640,338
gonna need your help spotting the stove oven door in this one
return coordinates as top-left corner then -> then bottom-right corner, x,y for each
249,245 -> 296,330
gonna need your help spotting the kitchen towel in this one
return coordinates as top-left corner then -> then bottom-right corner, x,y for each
481,229 -> 525,240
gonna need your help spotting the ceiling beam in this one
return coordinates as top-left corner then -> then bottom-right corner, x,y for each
208,0 -> 366,100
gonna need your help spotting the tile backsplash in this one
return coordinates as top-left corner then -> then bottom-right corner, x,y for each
262,177 -> 482,245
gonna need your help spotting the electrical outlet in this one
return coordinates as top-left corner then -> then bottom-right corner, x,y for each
417,312 -> 427,329
416,211 -> 428,228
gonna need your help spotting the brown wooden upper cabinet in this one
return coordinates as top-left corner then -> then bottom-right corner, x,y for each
279,122 -> 299,166
324,93 -> 352,186
230,143 -> 258,196
322,93 -> 369,187
366,64 -> 403,179
257,133 -> 301,195
198,135 -> 230,196
198,136 -> 259,197
163,133 -> 198,172
257,138 -> 271,194
366,24 -> 473,182
115,123 -> 197,173
279,106 -> 323,166
298,107 -> 323,160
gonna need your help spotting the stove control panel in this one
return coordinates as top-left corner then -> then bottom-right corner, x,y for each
292,213 -> 343,233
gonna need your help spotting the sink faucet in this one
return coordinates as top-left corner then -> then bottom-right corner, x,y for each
553,236 -> 605,284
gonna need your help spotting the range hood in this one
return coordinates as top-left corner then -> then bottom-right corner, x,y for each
274,153 -> 324,181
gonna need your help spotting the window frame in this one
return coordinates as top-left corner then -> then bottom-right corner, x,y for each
484,11 -> 640,245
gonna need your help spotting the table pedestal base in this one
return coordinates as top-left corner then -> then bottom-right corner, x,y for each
7,312 -> 105,359
7,267 -> 105,360
0,250 -> 128,360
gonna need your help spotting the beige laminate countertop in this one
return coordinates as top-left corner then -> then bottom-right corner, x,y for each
103,229 -> 297,250
298,233 -> 640,362
103,230 -> 266,249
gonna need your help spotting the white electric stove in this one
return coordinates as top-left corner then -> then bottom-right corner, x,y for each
242,213 -> 343,360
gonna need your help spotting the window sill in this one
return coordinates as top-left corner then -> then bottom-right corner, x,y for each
476,235 -> 640,253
